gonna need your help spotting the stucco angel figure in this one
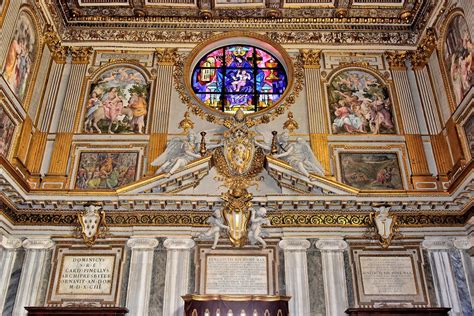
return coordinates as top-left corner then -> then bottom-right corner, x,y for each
248,207 -> 271,248
273,132 -> 324,177
199,209 -> 229,249
151,131 -> 201,175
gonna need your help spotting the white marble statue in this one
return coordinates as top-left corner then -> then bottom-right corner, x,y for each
248,207 -> 271,248
273,133 -> 324,177
151,131 -> 202,175
199,209 -> 229,249
373,206 -> 393,240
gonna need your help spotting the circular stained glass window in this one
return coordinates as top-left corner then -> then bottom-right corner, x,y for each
191,45 -> 288,114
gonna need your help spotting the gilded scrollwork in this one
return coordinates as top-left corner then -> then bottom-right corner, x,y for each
44,25 -> 69,63
299,49 -> 321,68
409,28 -> 437,69
155,48 -> 178,65
385,51 -> 408,69
70,46 -> 93,64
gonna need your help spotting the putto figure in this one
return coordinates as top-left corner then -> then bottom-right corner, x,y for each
248,207 -> 271,248
199,209 -> 230,249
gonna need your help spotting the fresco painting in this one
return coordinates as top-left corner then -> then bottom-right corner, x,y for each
328,70 -> 396,135
75,152 -> 139,190
340,152 -> 403,190
464,114 -> 474,157
0,105 -> 15,157
444,15 -> 473,105
3,12 -> 37,101
84,66 -> 150,134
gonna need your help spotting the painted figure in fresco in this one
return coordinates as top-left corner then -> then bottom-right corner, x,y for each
84,67 -> 150,134
3,14 -> 35,100
445,15 -> 474,105
151,131 -> 202,175
128,92 -> 148,134
329,70 -> 395,134
273,133 -> 324,177
0,107 -> 15,157
248,207 -> 271,249
199,209 -> 229,249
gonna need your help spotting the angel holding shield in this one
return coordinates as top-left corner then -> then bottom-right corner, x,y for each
151,131 -> 202,175
273,134 -> 324,178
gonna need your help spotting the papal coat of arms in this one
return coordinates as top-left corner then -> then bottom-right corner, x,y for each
77,205 -> 108,246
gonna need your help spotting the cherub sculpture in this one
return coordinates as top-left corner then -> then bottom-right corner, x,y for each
273,133 -> 324,177
248,207 -> 271,248
199,209 -> 229,249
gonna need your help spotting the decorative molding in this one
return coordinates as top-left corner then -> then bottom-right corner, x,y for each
44,25 -> 69,64
422,238 -> 454,250
0,236 -> 22,249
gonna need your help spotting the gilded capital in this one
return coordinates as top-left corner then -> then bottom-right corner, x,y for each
299,49 -> 321,68
409,28 -> 437,70
70,47 -> 93,64
385,51 -> 408,69
155,48 -> 178,65
44,25 -> 69,64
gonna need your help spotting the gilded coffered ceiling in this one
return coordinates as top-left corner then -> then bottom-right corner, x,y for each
40,0 -> 440,45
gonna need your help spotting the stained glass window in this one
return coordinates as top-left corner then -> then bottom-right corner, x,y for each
192,45 -> 288,114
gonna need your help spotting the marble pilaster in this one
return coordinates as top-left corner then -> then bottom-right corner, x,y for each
316,238 -> 348,316
279,239 -> 311,316
422,238 -> 473,316
0,236 -> 22,313
162,238 -> 195,316
126,238 -> 159,316
12,238 -> 54,316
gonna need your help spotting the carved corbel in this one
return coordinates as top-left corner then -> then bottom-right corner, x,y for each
409,28 -> 437,70
299,49 -> 321,68
155,48 -> 178,65
385,51 -> 408,70
44,25 -> 69,64
70,46 -> 93,64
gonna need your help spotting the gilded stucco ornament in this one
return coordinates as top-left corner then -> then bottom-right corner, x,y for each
44,25 -> 69,63
409,28 -> 437,69
283,111 -> 299,133
299,49 -> 321,68
155,48 -> 178,65
77,205 -> 109,246
70,46 -> 93,64
178,111 -> 195,134
385,51 -> 408,69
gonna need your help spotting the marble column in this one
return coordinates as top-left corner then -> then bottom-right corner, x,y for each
13,238 -> 54,316
422,239 -> 471,316
316,238 -> 348,316
162,238 -> 195,316
279,239 -> 311,316
126,238 -> 159,316
0,236 -> 22,313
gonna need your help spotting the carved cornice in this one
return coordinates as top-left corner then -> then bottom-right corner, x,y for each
155,48 -> 178,65
409,28 -> 437,70
70,46 -> 93,64
299,49 -> 321,69
385,51 -> 408,70
44,25 -> 69,64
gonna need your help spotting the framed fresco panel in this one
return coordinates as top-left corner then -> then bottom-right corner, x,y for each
462,113 -> 474,158
339,152 -> 404,190
74,151 -> 139,190
327,69 -> 396,135
443,14 -> 473,106
0,103 -> 16,158
2,10 -> 38,101
83,66 -> 151,134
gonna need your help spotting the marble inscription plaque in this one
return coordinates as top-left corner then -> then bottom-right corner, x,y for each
58,255 -> 115,295
360,256 -> 417,295
205,255 -> 268,295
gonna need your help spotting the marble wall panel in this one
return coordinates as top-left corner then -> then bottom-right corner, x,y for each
307,239 -> 325,316
119,247 -> 131,306
2,249 -> 24,316
149,238 -> 167,316
450,250 -> 473,315
278,247 -> 286,295
422,249 -> 438,307
344,249 -> 355,308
